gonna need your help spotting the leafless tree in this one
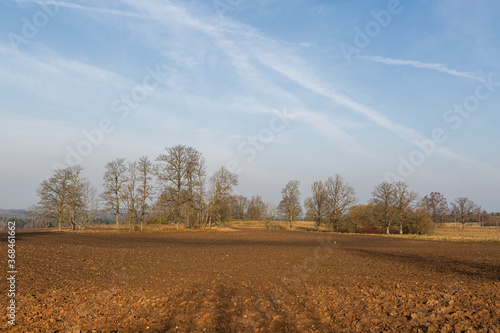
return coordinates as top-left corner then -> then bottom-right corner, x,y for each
451,197 -> 478,230
208,166 -> 238,227
137,156 -> 155,231
31,165 -> 98,231
371,181 -> 398,234
232,195 -> 249,220
324,175 -> 358,232
420,192 -> 449,226
277,180 -> 302,230
122,161 -> 141,230
30,167 -> 72,230
156,145 -> 204,229
66,165 -> 85,230
264,201 -> 276,229
246,195 -> 266,221
477,206 -> 485,226
102,158 -> 128,229
393,181 -> 418,234
491,214 -> 500,227
76,179 -> 100,231
304,181 -> 328,230
192,156 -> 207,228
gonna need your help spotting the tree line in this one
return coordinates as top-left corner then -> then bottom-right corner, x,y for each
30,145 -> 238,231
30,144 -> 495,233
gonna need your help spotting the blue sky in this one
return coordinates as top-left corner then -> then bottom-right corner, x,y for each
1,0 -> 499,211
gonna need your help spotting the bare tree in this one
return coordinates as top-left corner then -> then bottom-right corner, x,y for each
264,201 -> 276,229
66,165 -> 85,230
371,182 -> 398,234
31,165 -> 98,231
304,181 -> 328,230
393,181 -> 418,234
137,156 -> 155,231
324,175 -> 358,232
208,166 -> 238,227
192,156 -> 207,228
30,167 -> 72,230
420,192 -> 449,226
156,145 -> 204,229
477,206 -> 484,226
232,195 -> 249,220
76,179 -> 100,231
122,161 -> 140,230
102,158 -> 128,229
451,197 -> 478,230
246,195 -> 266,221
277,180 -> 302,230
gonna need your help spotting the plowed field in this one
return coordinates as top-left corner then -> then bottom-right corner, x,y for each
1,228 -> 499,332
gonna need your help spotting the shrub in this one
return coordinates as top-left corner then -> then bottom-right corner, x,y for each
358,224 -> 382,234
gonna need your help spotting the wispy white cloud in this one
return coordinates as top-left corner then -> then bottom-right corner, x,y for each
435,146 -> 500,182
7,0 -> 149,19
116,0 -> 370,155
249,42 -> 426,144
98,0 -> 500,179
4,0 -> 500,209
358,55 -> 481,81
0,42 -> 133,110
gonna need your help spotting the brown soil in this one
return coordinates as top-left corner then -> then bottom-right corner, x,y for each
1,228 -> 499,332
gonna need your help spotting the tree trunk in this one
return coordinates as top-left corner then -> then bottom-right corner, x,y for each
386,225 -> 390,234
399,222 -> 403,234
116,211 -> 120,230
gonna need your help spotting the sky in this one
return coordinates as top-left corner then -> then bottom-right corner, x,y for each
1,0 -> 499,211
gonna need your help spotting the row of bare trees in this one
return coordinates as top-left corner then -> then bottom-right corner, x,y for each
230,195 -> 276,222
279,176 -> 483,234
303,175 -> 358,232
101,156 -> 154,231
31,144 -> 487,233
31,145 -> 239,230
